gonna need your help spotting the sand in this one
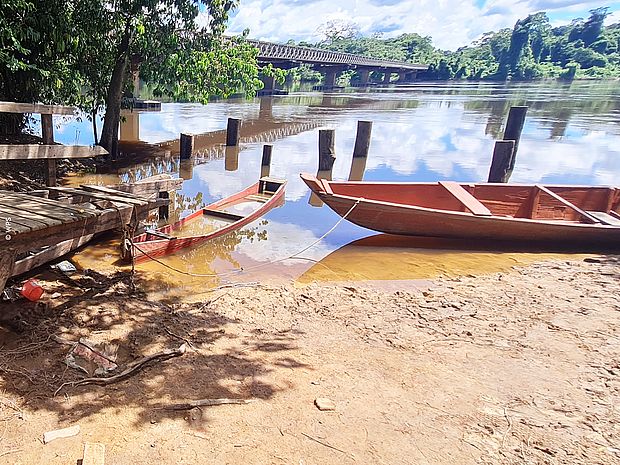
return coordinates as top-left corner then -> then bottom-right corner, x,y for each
0,256 -> 618,464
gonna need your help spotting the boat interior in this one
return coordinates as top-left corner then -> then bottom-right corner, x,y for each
327,181 -> 620,224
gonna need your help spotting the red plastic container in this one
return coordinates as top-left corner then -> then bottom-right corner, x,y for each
21,279 -> 44,302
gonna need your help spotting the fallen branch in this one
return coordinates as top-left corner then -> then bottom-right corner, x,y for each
301,432 -> 349,455
54,344 -> 187,396
161,398 -> 257,410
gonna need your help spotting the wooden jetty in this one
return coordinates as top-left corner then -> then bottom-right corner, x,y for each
0,101 -> 108,187
0,182 -> 173,292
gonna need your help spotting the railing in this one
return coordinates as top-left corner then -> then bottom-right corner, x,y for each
247,40 -> 427,70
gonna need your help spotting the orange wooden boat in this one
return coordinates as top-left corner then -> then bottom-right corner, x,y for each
126,177 -> 286,262
301,173 -> 620,245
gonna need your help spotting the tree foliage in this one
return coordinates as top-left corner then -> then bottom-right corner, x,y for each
0,0 -> 262,149
311,7 -> 620,83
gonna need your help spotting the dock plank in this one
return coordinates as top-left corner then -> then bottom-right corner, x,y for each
0,196 -> 94,225
0,203 -> 60,230
0,145 -> 108,160
0,191 -> 95,215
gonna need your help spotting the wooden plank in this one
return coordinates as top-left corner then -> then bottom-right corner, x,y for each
109,178 -> 183,196
4,205 -> 133,254
0,248 -> 16,292
0,144 -> 108,160
0,203 -> 63,230
11,234 -> 94,277
586,211 -> 620,226
79,185 -> 154,202
48,187 -> 148,206
82,442 -> 105,465
0,191 -> 96,215
0,194 -> 95,225
203,209 -> 244,222
0,101 -> 76,115
438,181 -> 492,216
536,185 -> 600,224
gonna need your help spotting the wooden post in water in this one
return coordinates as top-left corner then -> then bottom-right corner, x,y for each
41,114 -> 56,187
180,133 -> 194,160
352,121 -> 372,159
226,118 -> 241,146
318,129 -> 336,171
261,145 -> 272,178
158,191 -> 169,220
487,140 -> 515,183
224,146 -> 239,171
502,106 -> 527,172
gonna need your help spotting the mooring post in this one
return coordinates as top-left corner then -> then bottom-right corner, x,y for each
352,121 -> 372,159
180,133 -> 194,160
318,129 -> 336,171
41,114 -> 56,187
261,145 -> 272,178
226,118 -> 241,146
225,146 -> 239,171
158,191 -> 170,220
488,140 -> 516,183
502,106 -> 527,171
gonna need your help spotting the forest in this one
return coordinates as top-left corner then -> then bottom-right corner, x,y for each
302,7 -> 620,82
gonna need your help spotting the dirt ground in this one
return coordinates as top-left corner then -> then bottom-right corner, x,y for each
0,256 -> 619,464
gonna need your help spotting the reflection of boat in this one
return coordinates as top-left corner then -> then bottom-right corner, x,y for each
126,177 -> 286,262
297,234 -> 603,283
300,174 -> 620,245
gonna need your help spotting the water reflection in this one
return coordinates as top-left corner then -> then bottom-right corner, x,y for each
297,234 -> 613,283
55,81 -> 620,295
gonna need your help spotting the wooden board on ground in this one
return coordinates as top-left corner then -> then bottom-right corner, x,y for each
108,178 -> 183,196
0,144 -> 108,160
82,442 -> 105,465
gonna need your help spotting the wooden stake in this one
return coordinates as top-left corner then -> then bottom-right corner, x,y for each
0,248 -> 16,293
502,106 -> 527,171
158,191 -> 169,220
41,114 -> 56,187
226,118 -> 241,146
487,140 -> 515,183
352,121 -> 372,159
261,145 -> 272,178
179,133 -> 194,160
318,129 -> 336,171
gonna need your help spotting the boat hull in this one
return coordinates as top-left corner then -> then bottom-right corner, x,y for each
301,175 -> 620,245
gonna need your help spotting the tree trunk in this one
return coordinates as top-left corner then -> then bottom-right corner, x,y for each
99,57 -> 128,157
99,21 -> 133,157
92,106 -> 99,145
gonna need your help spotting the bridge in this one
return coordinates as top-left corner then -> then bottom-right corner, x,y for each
246,39 -> 428,89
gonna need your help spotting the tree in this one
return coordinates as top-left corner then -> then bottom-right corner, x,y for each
94,0 -> 262,154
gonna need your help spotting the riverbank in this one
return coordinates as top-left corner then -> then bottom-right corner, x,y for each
0,256 -> 618,464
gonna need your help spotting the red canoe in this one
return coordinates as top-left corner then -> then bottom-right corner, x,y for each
127,177 -> 286,262
300,173 -> 620,245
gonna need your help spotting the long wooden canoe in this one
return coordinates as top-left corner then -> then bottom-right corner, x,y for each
300,173 -> 620,245
127,177 -> 286,262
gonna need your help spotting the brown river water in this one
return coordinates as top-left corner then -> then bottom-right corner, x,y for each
50,81 -> 620,299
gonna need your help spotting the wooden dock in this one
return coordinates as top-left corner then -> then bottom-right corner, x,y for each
0,185 -> 170,291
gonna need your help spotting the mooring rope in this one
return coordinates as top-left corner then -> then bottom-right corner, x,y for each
129,198 -> 362,278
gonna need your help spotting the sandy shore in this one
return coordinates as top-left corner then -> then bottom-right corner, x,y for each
0,256 -> 619,464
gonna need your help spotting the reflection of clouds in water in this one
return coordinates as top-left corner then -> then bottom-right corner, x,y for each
235,219 -> 332,266
138,102 -> 263,144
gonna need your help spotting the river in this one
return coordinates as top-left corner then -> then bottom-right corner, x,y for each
50,81 -> 620,300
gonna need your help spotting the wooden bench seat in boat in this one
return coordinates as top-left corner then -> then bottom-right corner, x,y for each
438,181 -> 492,216
587,211 -> 620,226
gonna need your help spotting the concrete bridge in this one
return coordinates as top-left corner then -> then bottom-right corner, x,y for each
247,40 -> 428,89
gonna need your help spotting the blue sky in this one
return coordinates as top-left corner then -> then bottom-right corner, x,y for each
206,0 -> 620,50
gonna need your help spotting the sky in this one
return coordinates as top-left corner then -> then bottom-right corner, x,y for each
215,0 -> 620,50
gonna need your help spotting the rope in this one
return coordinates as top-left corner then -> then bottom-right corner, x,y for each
129,198 -> 362,278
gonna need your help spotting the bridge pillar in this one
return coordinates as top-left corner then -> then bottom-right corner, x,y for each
324,68 -> 339,88
358,69 -> 370,86
383,71 -> 392,84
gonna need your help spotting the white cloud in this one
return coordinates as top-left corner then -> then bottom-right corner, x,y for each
226,0 -> 619,50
